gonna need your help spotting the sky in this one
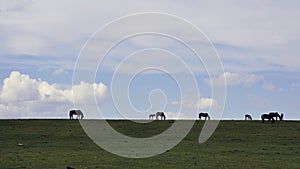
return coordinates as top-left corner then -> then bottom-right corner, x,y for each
0,0 -> 299,120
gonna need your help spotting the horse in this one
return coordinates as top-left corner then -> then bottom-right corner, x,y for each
269,112 -> 283,121
156,112 -> 166,120
69,110 -> 84,120
199,112 -> 210,120
245,114 -> 252,120
149,114 -> 155,119
261,113 -> 274,123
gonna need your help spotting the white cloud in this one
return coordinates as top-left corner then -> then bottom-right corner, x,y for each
292,82 -> 300,88
207,72 -> 263,87
262,81 -> 283,92
164,97 -> 216,119
0,71 -> 39,103
164,112 -> 182,119
262,81 -> 276,91
0,71 -> 108,118
0,0 -> 33,12
196,98 -> 216,110
5,35 -> 48,55
0,1 -> 299,73
72,81 -> 108,105
187,97 -> 217,110
52,67 -> 68,75
171,100 -> 179,105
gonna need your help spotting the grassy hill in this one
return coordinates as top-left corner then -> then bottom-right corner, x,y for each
0,120 -> 299,168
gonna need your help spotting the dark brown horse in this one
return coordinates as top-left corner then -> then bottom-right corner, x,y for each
156,112 -> 166,120
261,113 -> 274,123
69,110 -> 84,120
245,114 -> 252,120
269,112 -> 283,121
199,112 -> 210,120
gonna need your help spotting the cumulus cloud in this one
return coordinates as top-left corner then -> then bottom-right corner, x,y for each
172,97 -> 217,110
187,97 -> 217,110
196,98 -> 216,109
0,71 -> 108,118
0,71 -> 40,103
52,67 -> 68,76
72,81 -> 108,105
206,72 -> 263,87
262,81 -> 283,92
262,81 -> 276,91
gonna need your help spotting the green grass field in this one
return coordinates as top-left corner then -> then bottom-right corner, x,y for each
0,120 -> 299,169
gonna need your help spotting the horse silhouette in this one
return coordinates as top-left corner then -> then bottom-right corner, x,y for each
199,112 -> 210,120
156,112 -> 166,120
261,113 -> 274,123
69,110 -> 84,120
245,114 -> 252,120
269,112 -> 283,121
149,114 -> 155,119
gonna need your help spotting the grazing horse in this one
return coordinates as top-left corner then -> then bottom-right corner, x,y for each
245,114 -> 252,120
199,112 -> 210,120
156,112 -> 166,120
69,110 -> 84,120
149,114 -> 155,119
269,112 -> 283,121
261,113 -> 274,123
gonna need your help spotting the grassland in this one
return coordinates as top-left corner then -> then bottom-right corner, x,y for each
0,120 -> 299,169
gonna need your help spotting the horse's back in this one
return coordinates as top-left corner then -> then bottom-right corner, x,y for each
199,112 -> 208,116
75,110 -> 83,115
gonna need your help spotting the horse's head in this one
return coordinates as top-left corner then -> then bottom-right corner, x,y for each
280,113 -> 284,121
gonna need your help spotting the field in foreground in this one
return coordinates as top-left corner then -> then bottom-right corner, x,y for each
0,120 -> 299,169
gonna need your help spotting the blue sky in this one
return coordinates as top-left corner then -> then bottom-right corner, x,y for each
0,0 -> 299,120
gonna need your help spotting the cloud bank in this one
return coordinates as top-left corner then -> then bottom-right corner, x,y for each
0,71 -> 107,118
